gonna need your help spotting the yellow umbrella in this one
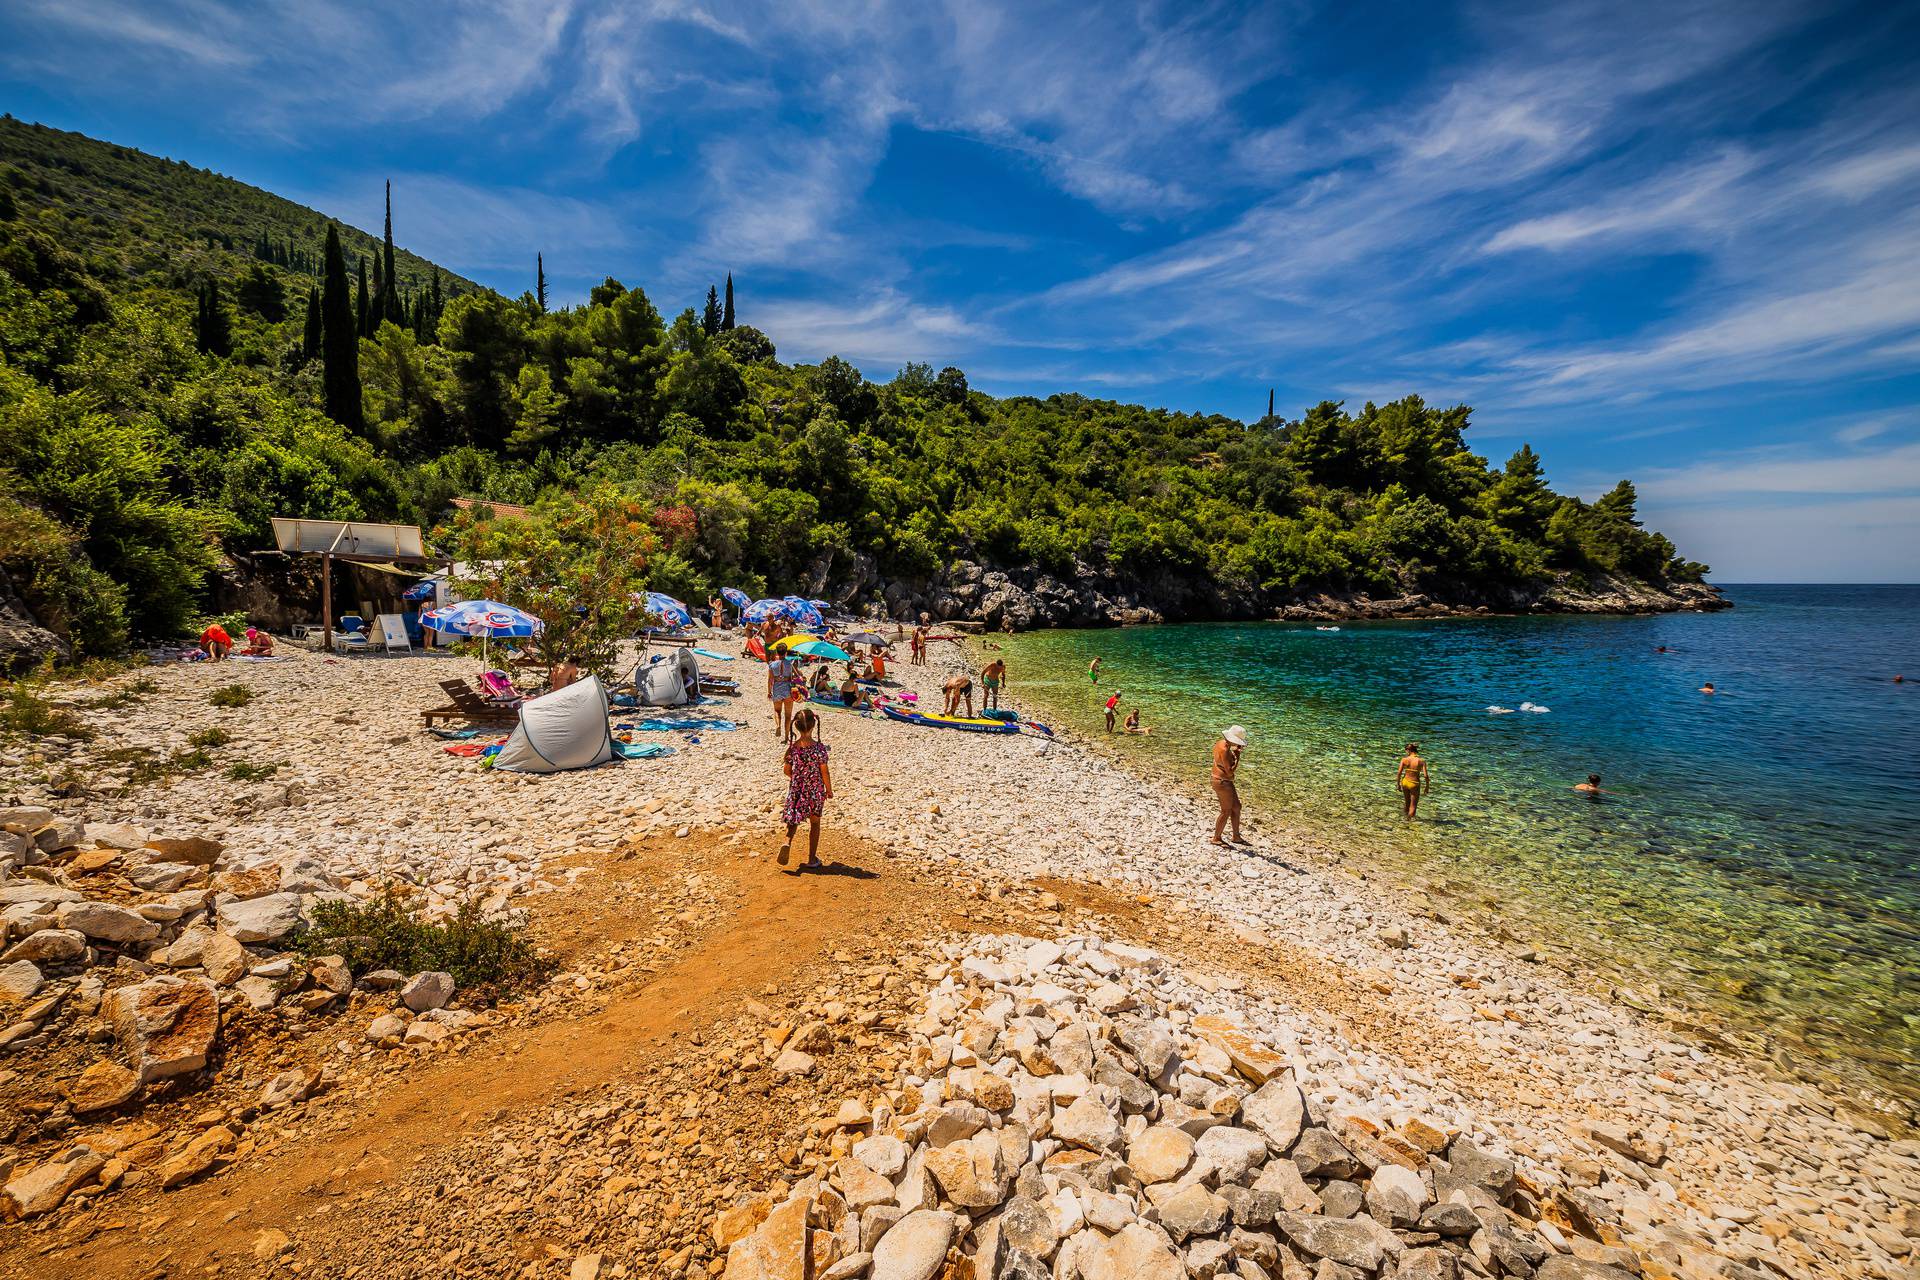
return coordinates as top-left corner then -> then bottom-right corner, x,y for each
768,633 -> 823,652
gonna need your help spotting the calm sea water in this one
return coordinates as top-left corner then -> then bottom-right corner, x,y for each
994,586 -> 1920,1108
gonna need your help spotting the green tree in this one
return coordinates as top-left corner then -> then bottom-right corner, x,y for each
381,180 -> 403,324
192,279 -> 231,356
234,263 -> 287,321
894,362 -> 935,395
320,224 -> 362,430
355,255 -> 371,338
1483,444 -> 1556,545
301,285 -> 321,361
723,273 -> 734,329
935,365 -> 969,406
535,253 -> 547,313
702,285 -> 722,336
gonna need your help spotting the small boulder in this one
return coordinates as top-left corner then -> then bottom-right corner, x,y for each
55,900 -> 160,944
64,1060 -> 142,1113
0,959 -> 42,1003
1128,1125 -> 1195,1184
107,975 -> 218,1082
218,892 -> 304,944
2,928 -> 86,964
1080,1223 -> 1183,1280
199,932 -> 250,986
2,1146 -> 106,1218
145,835 -> 223,866
1243,1078 -> 1308,1152
400,970 -> 454,1012
870,1208 -> 954,1280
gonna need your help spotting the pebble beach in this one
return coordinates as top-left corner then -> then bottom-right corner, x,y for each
0,633 -> 1914,1278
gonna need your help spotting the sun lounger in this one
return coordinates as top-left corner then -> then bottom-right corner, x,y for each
421,678 -> 521,727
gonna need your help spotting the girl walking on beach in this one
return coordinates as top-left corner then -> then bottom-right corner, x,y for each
767,651 -> 800,741
778,708 -> 832,872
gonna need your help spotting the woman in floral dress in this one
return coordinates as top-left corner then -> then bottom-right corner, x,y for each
777,708 -> 833,871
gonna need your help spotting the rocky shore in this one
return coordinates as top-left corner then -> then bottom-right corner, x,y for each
0,638 -> 1909,1278
838,559 -> 1726,629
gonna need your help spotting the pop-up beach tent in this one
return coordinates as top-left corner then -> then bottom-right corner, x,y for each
631,648 -> 701,707
490,675 -> 616,773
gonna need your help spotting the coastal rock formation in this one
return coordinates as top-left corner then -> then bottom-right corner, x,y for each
846,558 -> 1725,629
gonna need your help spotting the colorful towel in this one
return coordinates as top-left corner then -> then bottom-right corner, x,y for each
692,648 -> 736,662
614,741 -> 676,760
614,717 -> 740,733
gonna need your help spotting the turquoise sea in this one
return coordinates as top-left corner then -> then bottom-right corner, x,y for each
993,585 -> 1920,1110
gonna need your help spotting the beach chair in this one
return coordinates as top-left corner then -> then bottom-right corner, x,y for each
421,678 -> 521,728
376,613 -> 412,655
478,670 -> 527,707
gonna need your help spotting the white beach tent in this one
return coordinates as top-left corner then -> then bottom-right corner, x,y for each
632,648 -> 701,707
490,675 -> 617,773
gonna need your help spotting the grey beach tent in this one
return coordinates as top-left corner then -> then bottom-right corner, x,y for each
632,648 -> 701,707
490,674 -> 617,773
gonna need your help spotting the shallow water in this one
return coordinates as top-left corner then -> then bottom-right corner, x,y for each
993,585 -> 1920,1106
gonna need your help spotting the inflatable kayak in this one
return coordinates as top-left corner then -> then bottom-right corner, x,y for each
882,704 -> 1020,734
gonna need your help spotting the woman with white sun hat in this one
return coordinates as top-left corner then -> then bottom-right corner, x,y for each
1211,725 -> 1248,847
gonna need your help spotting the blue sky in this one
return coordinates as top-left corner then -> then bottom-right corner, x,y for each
4,0 -> 1919,581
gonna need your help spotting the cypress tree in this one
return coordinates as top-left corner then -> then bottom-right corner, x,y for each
355,255 -> 370,338
382,180 -> 403,323
303,285 -> 322,360
321,224 -> 363,430
723,272 -> 734,329
429,268 -> 443,333
193,279 -> 231,356
702,285 -> 722,335
1267,388 -> 1274,421
536,253 -> 547,313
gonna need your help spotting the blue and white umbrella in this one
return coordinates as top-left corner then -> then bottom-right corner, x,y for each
642,592 -> 694,628
721,587 -> 752,609
421,599 -> 541,666
741,598 -> 786,623
781,596 -> 826,629
422,600 -> 541,637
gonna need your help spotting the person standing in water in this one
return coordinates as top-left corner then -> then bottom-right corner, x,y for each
777,708 -> 832,872
1104,690 -> 1122,733
1211,726 -> 1247,846
1396,743 -> 1430,819
982,657 -> 1007,710
1088,656 -> 1103,684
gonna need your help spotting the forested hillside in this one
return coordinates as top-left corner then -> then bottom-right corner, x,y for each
0,120 -> 1709,662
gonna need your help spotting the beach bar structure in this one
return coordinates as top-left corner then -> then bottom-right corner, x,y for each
270,518 -> 447,652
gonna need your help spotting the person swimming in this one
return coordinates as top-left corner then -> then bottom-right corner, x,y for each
1573,773 -> 1605,797
1396,743 -> 1429,819
1699,682 -> 1716,694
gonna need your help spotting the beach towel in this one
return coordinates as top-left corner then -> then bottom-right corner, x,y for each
614,717 -> 740,733
692,648 -> 736,662
614,741 -> 675,760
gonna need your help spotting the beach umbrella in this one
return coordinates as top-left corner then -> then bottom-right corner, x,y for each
767,633 -> 823,652
841,629 -> 890,648
642,592 -> 693,628
780,596 -> 825,629
807,598 -> 832,609
783,639 -> 851,662
421,599 -> 541,667
741,598 -> 786,623
721,587 -> 752,609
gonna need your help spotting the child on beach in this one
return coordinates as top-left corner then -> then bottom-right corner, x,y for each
1088,656 -> 1102,684
1104,690 -> 1121,733
1212,726 -> 1246,846
199,622 -> 232,661
767,652 -> 800,740
778,708 -> 832,872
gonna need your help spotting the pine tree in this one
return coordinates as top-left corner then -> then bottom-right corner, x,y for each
302,286 -> 322,360
321,224 -> 363,430
192,279 -> 231,356
702,285 -> 722,335
723,273 -> 734,329
382,180 -> 403,324
536,253 -> 548,313
355,255 -> 370,338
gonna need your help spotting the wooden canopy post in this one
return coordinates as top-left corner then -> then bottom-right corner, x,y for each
321,552 -> 333,653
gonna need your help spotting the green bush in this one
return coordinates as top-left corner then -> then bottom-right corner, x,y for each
297,888 -> 551,991
188,725 -> 231,747
226,761 -> 278,781
0,672 -> 93,739
207,684 -> 252,707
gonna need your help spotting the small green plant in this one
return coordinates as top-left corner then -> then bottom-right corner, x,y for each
189,726 -> 231,748
170,747 -> 213,773
0,674 -> 94,740
207,684 -> 253,708
297,888 -> 551,992
88,676 -> 160,710
226,761 -> 279,781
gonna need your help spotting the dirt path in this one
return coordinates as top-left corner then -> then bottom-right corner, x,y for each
9,830 -> 961,1278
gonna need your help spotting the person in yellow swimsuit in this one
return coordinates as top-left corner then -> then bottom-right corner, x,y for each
1396,743 -> 1429,819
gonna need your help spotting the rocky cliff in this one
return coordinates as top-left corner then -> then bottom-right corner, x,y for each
831,556 -> 1727,630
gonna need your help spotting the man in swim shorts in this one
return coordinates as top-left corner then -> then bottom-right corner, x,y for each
943,673 -> 975,717
1397,743 -> 1429,819
982,658 -> 1007,710
1212,726 -> 1247,846
1088,656 -> 1102,684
